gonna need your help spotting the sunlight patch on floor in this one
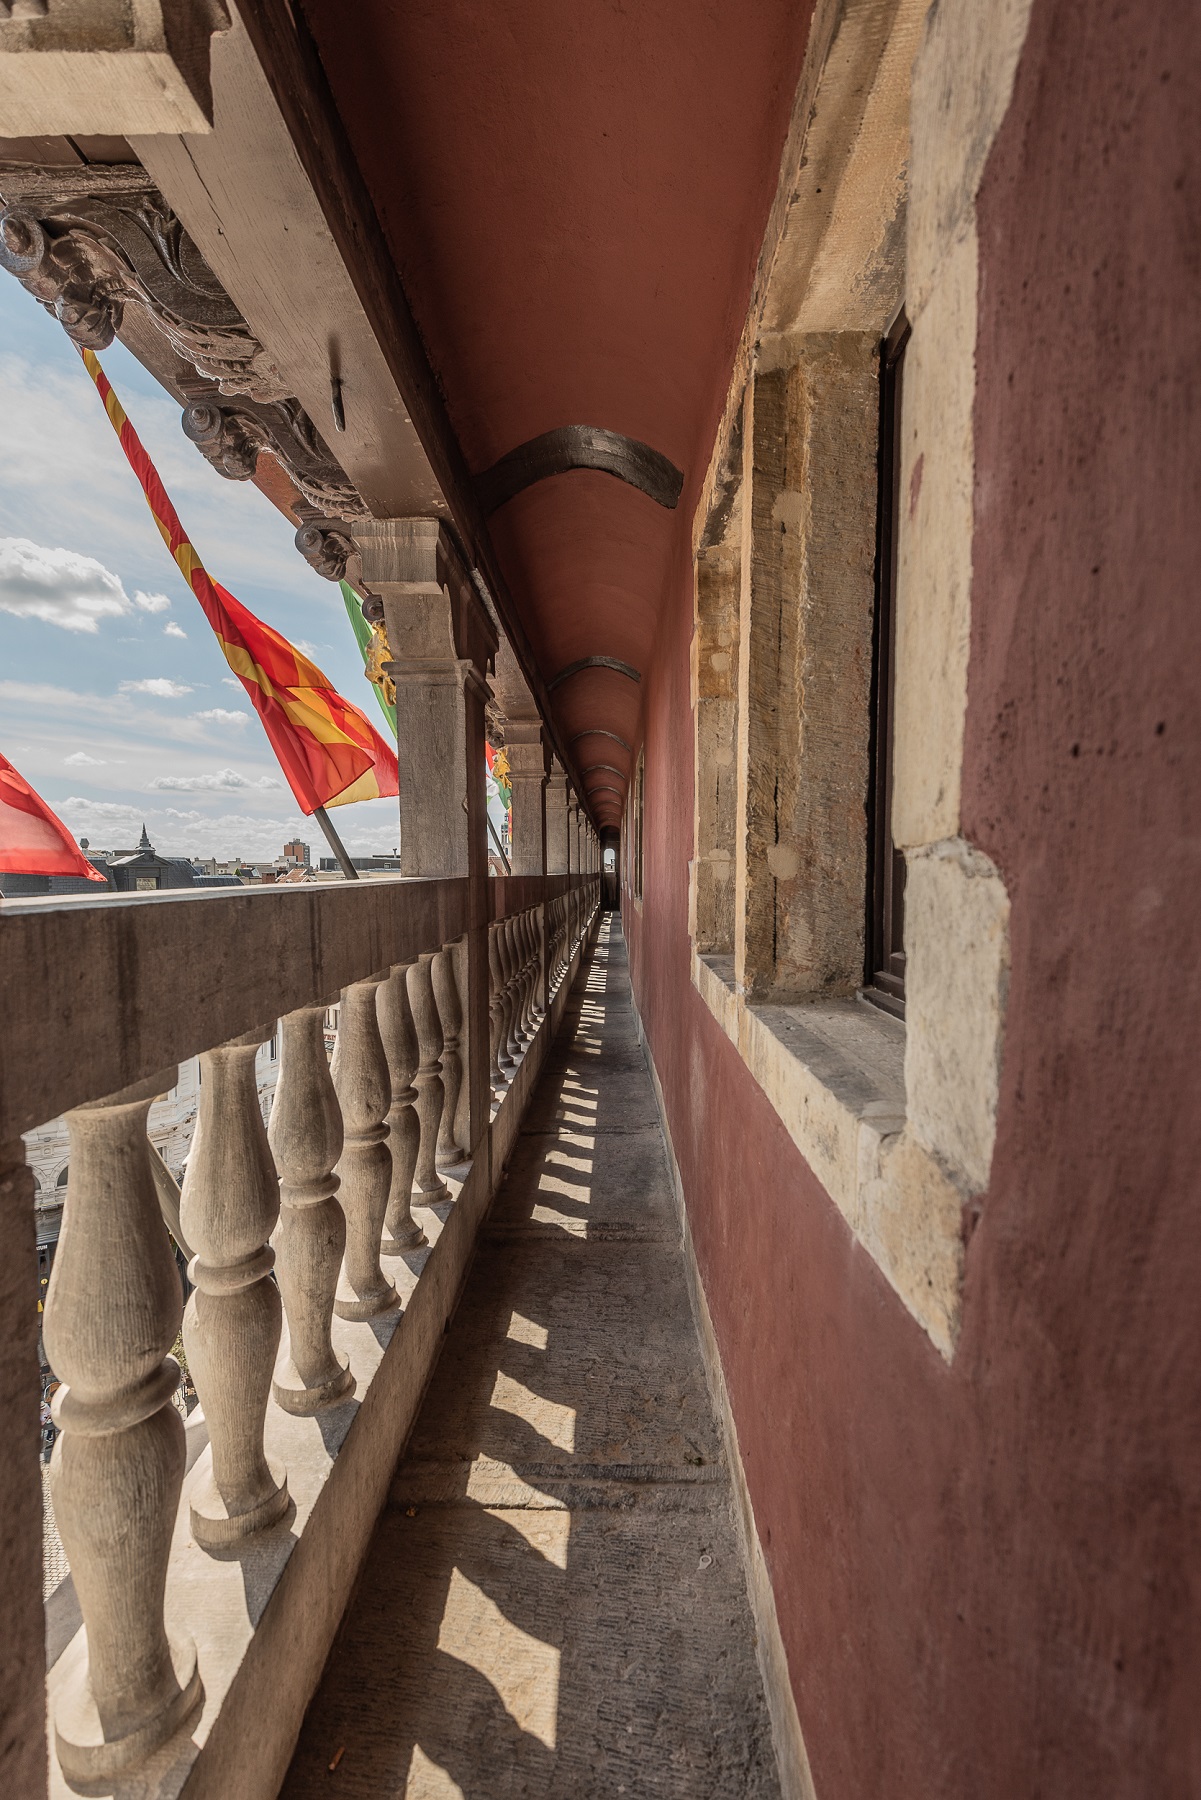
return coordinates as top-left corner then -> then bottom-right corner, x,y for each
435,1564 -> 562,1750
544,1148 -> 593,1175
490,1370 -> 576,1452
507,1309 -> 549,1350
536,1172 -> 591,1204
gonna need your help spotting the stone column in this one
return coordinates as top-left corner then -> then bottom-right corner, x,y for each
733,341 -> 878,1002
506,725 -> 548,877
490,636 -> 549,880
566,794 -> 578,948
545,760 -> 570,876
301,518 -> 497,1158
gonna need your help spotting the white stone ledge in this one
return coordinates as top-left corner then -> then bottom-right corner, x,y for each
694,953 -> 904,1221
692,951 -> 963,1359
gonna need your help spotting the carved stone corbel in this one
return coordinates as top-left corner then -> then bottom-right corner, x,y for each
294,518 -> 357,583
182,398 -> 366,516
0,196 -> 285,395
0,188 -> 366,517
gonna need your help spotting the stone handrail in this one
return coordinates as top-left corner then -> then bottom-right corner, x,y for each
2,869 -> 600,1792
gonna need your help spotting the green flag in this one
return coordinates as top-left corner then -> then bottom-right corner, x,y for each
340,581 -> 397,737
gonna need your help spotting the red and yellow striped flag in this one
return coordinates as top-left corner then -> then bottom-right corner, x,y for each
80,348 -> 398,814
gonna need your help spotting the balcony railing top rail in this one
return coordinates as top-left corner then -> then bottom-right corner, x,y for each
1,873 -> 584,1144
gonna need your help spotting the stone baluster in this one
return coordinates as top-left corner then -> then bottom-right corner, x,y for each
487,923 -> 507,1090
534,903 -> 549,1016
550,897 -> 561,988
407,954 -> 448,1201
432,945 -> 465,1166
269,1004 -> 354,1413
44,1071 -> 203,1782
496,921 -> 517,1073
503,916 -> 523,1060
520,910 -> 537,1034
377,963 -> 427,1251
332,973 -> 399,1319
517,913 -> 533,1043
181,1030 -> 289,1549
532,908 -> 546,1018
514,911 -> 530,1039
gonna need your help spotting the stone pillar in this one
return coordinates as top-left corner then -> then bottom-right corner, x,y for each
325,518 -> 498,1159
545,761 -> 570,876
506,725 -> 548,877
566,794 -> 577,944
734,339 -> 878,1003
692,537 -> 741,954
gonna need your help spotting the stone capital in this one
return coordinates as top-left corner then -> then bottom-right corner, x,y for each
296,516 -> 497,680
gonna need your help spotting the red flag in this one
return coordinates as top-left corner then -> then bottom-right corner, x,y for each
81,349 -> 398,814
0,753 -> 106,882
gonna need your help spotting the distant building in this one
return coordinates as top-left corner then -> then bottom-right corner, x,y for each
191,869 -> 244,888
317,854 -> 402,872
105,825 -> 196,893
282,838 -> 311,868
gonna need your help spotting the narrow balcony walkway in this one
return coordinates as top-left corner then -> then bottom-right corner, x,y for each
279,914 -> 780,1799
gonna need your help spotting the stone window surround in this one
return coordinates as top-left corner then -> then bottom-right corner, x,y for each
683,0 -> 1030,1361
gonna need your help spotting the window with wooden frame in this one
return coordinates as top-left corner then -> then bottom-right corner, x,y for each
864,311 -> 910,1018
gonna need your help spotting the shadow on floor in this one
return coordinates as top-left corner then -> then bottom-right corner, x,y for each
278,917 -> 780,1800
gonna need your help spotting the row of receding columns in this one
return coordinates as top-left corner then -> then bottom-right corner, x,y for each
302,515 -> 599,888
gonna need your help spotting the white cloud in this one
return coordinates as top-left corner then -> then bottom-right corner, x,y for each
163,621 -> 187,639
120,677 -> 193,698
59,797 -> 141,820
194,708 -> 249,726
0,537 -> 132,633
64,750 -> 105,766
135,591 -> 172,614
221,678 -> 243,690
149,767 -> 282,793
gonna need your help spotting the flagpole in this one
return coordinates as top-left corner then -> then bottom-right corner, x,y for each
312,805 -> 360,880
486,812 -> 511,874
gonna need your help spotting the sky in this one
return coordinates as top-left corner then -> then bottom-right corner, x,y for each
0,276 -> 405,862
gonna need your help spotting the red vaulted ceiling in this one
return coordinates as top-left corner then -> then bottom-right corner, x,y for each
300,0 -> 812,829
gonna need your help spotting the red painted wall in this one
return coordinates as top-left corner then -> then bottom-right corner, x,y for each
626,3 -> 1201,1794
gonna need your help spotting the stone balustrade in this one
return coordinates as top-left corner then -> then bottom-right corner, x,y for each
2,869 -> 600,1797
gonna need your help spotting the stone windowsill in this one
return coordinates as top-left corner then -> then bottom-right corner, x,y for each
692,950 -> 906,1243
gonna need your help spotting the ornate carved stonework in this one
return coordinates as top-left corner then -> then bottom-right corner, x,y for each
184,400 -> 365,517
0,195 -> 287,398
0,183 -> 365,517
294,519 -> 357,582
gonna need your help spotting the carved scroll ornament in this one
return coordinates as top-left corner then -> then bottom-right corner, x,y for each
0,191 -> 365,518
183,399 -> 365,518
0,196 -> 288,399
